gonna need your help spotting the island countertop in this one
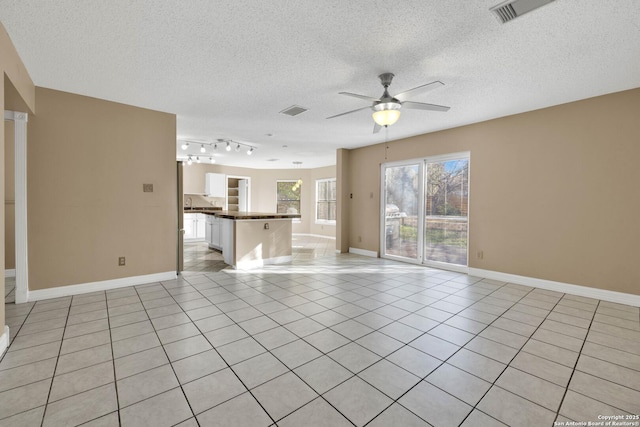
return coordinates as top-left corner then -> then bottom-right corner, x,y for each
200,211 -> 301,220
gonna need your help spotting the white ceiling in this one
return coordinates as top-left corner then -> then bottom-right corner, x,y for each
1,1 -> 639,169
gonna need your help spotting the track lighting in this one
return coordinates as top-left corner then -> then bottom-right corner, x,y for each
179,139 -> 256,160
187,156 -> 193,165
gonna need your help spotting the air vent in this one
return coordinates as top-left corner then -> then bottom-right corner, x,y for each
279,105 -> 308,116
490,0 -> 555,23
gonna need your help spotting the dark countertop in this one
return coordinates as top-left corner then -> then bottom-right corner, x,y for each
200,210 -> 301,220
184,207 -> 223,213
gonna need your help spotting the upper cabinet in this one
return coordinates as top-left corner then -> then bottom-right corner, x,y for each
205,173 -> 226,198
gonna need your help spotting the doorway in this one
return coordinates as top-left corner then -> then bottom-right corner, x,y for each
4,110 -> 28,303
381,152 -> 470,271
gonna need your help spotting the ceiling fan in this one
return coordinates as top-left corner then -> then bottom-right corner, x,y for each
327,73 -> 450,133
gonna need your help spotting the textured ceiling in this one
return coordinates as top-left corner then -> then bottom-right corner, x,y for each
1,1 -> 639,169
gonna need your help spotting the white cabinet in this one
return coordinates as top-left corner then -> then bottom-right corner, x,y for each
205,173 -> 226,198
221,218 -> 234,266
205,215 -> 222,250
184,213 -> 206,242
184,214 -> 197,240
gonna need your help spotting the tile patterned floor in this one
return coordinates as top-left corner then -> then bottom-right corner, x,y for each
5,277 -> 16,304
183,235 -> 336,273
2,251 -> 639,426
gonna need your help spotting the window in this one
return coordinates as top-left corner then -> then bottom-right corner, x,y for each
316,178 -> 336,224
277,180 -> 302,215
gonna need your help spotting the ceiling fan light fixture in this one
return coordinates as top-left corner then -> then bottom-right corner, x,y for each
372,108 -> 401,127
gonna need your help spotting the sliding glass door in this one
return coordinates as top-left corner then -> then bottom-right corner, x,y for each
424,157 -> 469,267
382,162 -> 423,261
381,153 -> 469,269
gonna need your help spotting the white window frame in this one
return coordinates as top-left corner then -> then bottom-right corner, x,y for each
315,178 -> 337,225
276,180 -> 302,223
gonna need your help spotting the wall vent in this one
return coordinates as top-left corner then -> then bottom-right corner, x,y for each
490,0 -> 556,23
279,105 -> 308,116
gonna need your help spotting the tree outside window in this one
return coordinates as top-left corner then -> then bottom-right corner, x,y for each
316,178 -> 336,223
277,180 -> 301,215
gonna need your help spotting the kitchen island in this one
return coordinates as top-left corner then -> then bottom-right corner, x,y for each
197,211 -> 301,269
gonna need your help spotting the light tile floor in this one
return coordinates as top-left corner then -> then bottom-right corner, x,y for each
1,248 -> 639,426
5,277 -> 15,304
183,235 -> 336,273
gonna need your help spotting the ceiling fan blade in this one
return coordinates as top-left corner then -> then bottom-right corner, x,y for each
326,106 -> 371,119
338,92 -> 380,103
373,122 -> 382,134
402,101 -> 450,112
395,81 -> 444,102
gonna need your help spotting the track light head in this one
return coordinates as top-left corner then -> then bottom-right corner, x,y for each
181,142 -> 189,150
200,144 -> 206,153
226,141 -> 231,151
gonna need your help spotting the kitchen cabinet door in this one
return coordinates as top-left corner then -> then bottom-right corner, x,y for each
205,173 -> 226,197
196,214 -> 206,239
184,214 -> 196,241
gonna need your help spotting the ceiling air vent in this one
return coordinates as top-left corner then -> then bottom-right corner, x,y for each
490,0 -> 556,23
279,105 -> 308,117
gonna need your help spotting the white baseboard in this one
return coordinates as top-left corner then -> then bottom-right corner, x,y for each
294,233 -> 336,240
0,326 -> 9,357
27,271 -> 177,302
349,247 -> 378,258
234,255 -> 293,270
5,269 -> 16,278
469,268 -> 640,307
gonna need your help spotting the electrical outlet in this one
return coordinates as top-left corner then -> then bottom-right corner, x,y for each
143,184 -> 153,192
118,257 -> 126,266
477,251 -> 484,260
264,223 -> 269,230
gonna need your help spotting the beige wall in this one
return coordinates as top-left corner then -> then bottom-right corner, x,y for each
342,88 -> 640,295
235,220 -> 293,265
182,163 -> 336,237
27,87 -> 177,291
1,21 -> 36,337
4,120 -> 14,270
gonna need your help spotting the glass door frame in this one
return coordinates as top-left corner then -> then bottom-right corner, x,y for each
379,159 -> 426,265
380,152 -> 470,273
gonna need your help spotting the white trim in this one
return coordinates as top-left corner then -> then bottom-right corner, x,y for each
424,261 -> 469,274
349,247 -> 378,258
234,255 -> 293,270
0,326 -> 9,357
27,271 -> 177,302
469,268 -> 640,307
5,269 -> 16,278
293,233 -> 336,240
